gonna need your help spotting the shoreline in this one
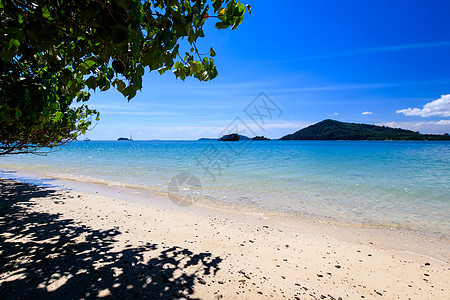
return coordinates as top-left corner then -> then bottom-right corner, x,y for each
1,167 -> 449,259
1,171 -> 449,298
1,165 -> 449,242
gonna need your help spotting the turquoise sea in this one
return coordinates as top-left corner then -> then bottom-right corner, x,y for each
1,140 -> 449,236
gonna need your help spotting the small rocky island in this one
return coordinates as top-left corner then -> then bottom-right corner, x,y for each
204,134 -> 252,141
252,136 -> 270,140
218,133 -> 240,141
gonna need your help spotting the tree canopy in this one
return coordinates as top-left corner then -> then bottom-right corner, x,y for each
0,0 -> 249,154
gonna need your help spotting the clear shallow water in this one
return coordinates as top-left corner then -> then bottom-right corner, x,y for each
1,140 -> 449,235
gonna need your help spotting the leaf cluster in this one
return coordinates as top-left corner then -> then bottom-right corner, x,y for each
0,0 -> 249,154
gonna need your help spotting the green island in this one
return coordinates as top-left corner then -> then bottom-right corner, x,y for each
280,119 -> 450,140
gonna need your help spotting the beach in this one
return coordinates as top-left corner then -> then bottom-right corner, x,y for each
4,0 -> 450,298
1,175 -> 448,299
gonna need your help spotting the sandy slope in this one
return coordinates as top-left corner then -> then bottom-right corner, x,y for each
0,177 -> 448,299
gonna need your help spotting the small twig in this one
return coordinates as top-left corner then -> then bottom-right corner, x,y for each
192,41 -> 203,61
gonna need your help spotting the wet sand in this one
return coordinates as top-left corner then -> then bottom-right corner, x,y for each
0,177 -> 449,299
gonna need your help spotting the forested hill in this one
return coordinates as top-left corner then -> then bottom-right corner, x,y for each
279,119 -> 450,140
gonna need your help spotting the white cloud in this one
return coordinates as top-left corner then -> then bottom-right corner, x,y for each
332,112 -> 339,116
362,111 -> 372,115
396,94 -> 450,117
377,120 -> 450,134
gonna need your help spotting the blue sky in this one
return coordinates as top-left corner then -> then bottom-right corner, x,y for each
84,0 -> 450,140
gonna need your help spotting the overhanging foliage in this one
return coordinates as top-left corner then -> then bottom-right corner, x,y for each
0,0 -> 249,154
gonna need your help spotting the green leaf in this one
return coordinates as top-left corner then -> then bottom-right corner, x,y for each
0,48 -> 16,61
213,0 -> 223,12
106,68 -> 114,80
84,58 -> 96,68
231,16 -> 244,30
136,64 -> 145,77
122,85 -> 137,100
85,76 -> 98,90
9,39 -> 20,49
210,47 -> 216,57
101,81 -> 110,91
238,4 -> 245,14
54,111 -> 63,122
112,59 -> 126,74
80,58 -> 96,71
188,61 -> 198,73
42,7 -> 52,20
114,79 -> 126,92
215,22 -> 229,30
218,8 -> 226,21
142,53 -> 154,67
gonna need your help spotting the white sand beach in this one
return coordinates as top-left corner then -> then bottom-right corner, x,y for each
0,176 -> 449,299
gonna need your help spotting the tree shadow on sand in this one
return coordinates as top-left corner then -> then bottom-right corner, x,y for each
0,179 -> 222,299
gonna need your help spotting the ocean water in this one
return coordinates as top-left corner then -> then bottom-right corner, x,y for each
1,140 -> 449,236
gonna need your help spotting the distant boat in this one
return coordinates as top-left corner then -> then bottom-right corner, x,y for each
83,137 -> 90,141
130,134 -> 133,141
219,133 -> 240,141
